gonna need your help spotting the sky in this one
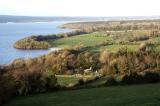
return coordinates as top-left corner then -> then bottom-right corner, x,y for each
0,0 -> 160,16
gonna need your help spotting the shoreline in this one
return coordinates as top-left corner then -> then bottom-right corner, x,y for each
5,20 -> 160,65
13,30 -> 90,50
0,21 -> 74,65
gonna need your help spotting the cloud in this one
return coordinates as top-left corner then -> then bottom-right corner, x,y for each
0,0 -> 160,16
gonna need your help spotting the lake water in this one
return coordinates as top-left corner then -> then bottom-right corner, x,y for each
0,22 -> 72,65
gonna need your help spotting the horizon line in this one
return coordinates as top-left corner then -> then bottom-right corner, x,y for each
1,15 -> 160,18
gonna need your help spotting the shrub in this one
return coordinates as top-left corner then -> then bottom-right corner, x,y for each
139,42 -> 147,51
0,72 -> 16,105
122,72 -> 160,85
0,63 -> 58,105
78,79 -> 85,85
122,73 -> 144,84
13,69 -> 57,95
99,50 -> 111,64
129,35 -> 149,42
10,58 -> 25,69
105,76 -> 118,86
45,75 -> 58,90
142,71 -> 160,83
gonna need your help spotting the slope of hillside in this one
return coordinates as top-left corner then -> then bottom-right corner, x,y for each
5,83 -> 160,106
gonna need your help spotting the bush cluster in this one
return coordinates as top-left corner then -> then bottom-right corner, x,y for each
2,47 -> 160,105
8,47 -> 160,76
0,65 -> 58,105
122,71 -> 160,84
13,37 -> 51,49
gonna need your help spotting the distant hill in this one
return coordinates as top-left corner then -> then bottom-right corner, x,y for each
0,15 -> 82,23
0,15 -> 160,23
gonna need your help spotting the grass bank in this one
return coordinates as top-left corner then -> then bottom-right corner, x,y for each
47,32 -> 111,48
5,83 -> 160,106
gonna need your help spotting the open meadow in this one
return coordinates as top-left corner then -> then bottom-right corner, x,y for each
5,83 -> 160,106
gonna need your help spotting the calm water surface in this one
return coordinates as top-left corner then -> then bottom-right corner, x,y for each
0,22 -> 72,65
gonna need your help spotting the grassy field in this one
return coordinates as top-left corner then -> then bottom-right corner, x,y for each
5,83 -> 160,106
47,33 -> 111,48
56,75 -> 81,86
47,32 -> 141,52
87,44 -> 139,52
47,31 -> 157,52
